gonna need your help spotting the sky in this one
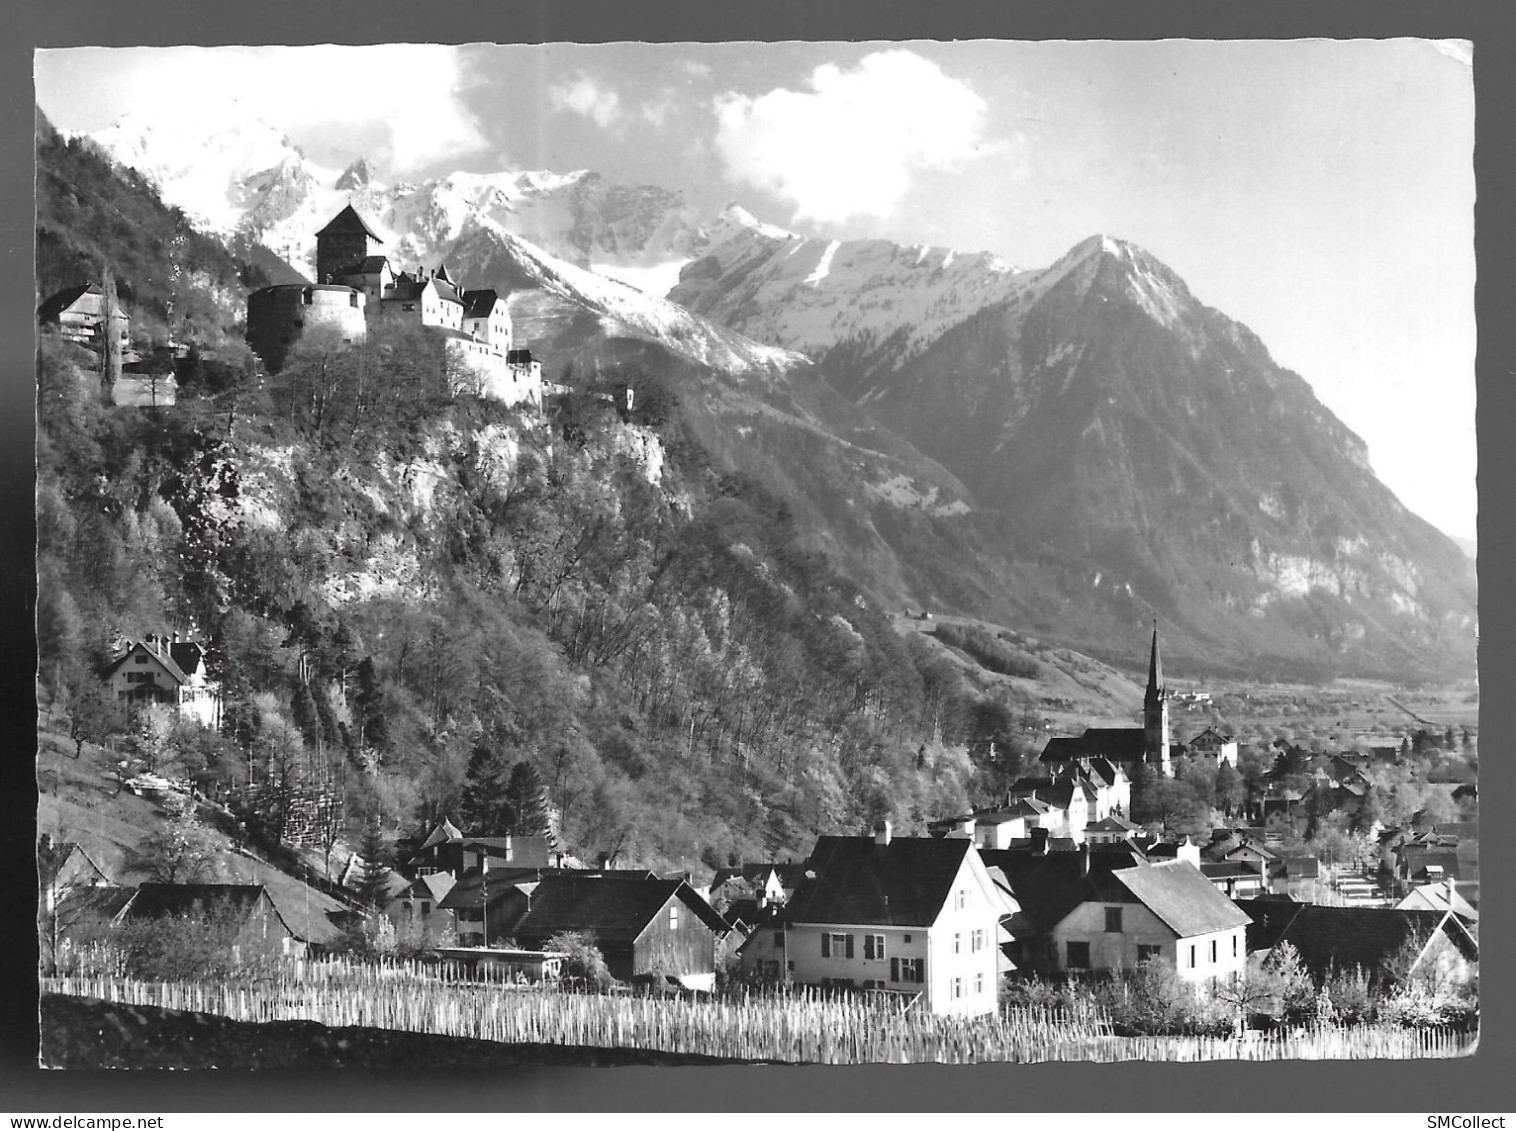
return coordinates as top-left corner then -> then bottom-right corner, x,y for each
34,40 -> 1477,541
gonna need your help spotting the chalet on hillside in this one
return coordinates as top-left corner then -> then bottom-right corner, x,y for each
408,818 -> 552,877
38,283 -> 130,351
101,634 -> 220,728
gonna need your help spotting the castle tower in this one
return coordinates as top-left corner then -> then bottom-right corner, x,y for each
1143,620 -> 1172,777
315,205 -> 384,285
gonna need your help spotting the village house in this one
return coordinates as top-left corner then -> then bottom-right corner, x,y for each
1241,899 -> 1478,990
113,883 -> 305,962
754,823 -> 1017,1017
1396,879 -> 1478,922
407,818 -> 552,878
37,837 -> 115,915
1184,726 -> 1239,767
384,871 -> 457,944
499,875 -> 732,990
1051,859 -> 1249,984
100,633 -> 220,728
994,845 -> 1247,985
38,283 -> 131,352
708,862 -> 806,913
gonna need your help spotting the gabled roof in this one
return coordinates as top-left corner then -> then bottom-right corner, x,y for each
983,846 -> 1144,933
1397,884 -> 1478,920
340,255 -> 391,276
1106,861 -> 1250,938
386,275 -> 464,305
316,205 -> 383,241
101,641 -> 190,685
38,841 -> 112,890
56,885 -> 136,923
418,818 -> 464,851
1278,855 -> 1320,879
511,876 -> 730,941
1041,727 -> 1148,764
1241,899 -> 1478,977
1086,815 -> 1141,834
125,883 -> 287,928
785,836 -> 979,928
461,288 -> 502,319
436,866 -> 542,911
39,283 -> 114,322
406,872 -> 457,902
1399,847 -> 1460,879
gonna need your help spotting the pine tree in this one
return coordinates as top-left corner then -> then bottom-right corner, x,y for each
459,739 -> 509,834
503,761 -> 555,845
355,821 -> 391,908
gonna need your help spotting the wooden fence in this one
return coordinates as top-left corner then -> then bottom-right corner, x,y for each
42,970 -> 1476,1065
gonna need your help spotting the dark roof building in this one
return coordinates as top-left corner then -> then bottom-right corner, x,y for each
786,835 -> 981,928
1241,899 -> 1478,985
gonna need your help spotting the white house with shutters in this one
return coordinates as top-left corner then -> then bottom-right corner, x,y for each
742,823 -> 1017,1017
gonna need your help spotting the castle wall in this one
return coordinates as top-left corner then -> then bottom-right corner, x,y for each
246,284 -> 367,373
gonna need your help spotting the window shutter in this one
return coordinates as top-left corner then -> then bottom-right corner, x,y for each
891,957 -> 900,982
845,934 -> 855,959
916,959 -> 926,984
821,933 -> 830,958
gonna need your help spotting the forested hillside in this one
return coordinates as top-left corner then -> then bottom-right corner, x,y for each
36,315 -> 1044,870
36,112 -> 300,349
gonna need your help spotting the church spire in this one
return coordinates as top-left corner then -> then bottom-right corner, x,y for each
1147,618 -> 1163,695
1143,619 -> 1172,777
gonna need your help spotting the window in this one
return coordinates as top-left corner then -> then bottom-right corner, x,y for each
903,934 -> 912,943
970,929 -> 986,953
1105,907 -> 1123,933
668,905 -> 679,930
955,889 -> 969,910
893,957 -> 925,984
1067,941 -> 1091,969
773,931 -> 784,948
1189,944 -> 1197,969
420,901 -> 430,918
863,934 -> 886,960
951,977 -> 964,999
974,972 -> 985,995
1137,944 -> 1162,963
822,932 -> 852,959
1210,939 -> 1217,964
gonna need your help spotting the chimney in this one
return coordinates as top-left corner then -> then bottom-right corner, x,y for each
1032,827 -> 1050,855
872,819 -> 892,847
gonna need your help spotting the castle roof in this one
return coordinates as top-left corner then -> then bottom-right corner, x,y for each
316,205 -> 383,241
462,289 -> 502,319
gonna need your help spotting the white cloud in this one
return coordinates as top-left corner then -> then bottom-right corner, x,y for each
550,74 -> 623,128
642,91 -> 677,128
713,50 -> 1000,224
43,45 -> 488,175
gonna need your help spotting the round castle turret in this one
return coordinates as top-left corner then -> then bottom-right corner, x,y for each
245,284 -> 367,373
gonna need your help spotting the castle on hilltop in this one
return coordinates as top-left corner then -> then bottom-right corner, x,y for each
245,205 -> 543,409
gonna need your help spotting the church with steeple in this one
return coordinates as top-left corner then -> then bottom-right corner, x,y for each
1039,621 -> 1175,778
